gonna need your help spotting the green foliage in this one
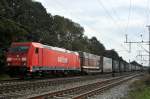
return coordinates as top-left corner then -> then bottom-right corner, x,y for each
103,49 -> 119,60
0,17 -> 29,73
72,36 -> 91,52
0,17 -> 28,42
148,67 -> 150,74
129,88 -> 150,99
127,75 -> 150,99
0,74 -> 10,80
89,37 -> 105,55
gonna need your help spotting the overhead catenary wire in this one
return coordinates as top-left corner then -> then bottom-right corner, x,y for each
96,0 -> 129,37
96,0 -> 121,28
138,44 -> 149,53
136,44 -> 149,65
53,0 -> 132,54
108,1 -> 121,22
146,0 -> 150,25
96,0 -> 131,52
125,0 -> 132,34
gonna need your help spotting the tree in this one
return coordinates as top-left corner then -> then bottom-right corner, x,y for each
89,37 -> 105,55
0,17 -> 28,74
103,49 -> 119,60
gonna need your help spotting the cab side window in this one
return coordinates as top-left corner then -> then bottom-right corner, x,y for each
35,48 -> 39,54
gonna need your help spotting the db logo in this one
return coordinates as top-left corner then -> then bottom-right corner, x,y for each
58,57 -> 68,63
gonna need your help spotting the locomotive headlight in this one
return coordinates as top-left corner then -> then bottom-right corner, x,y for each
22,57 -> 27,61
7,58 -> 12,61
23,63 -> 26,65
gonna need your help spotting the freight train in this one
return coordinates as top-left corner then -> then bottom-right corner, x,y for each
6,42 -> 143,78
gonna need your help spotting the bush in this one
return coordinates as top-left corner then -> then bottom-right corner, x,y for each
127,74 -> 150,99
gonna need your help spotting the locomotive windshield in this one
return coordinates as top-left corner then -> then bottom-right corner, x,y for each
9,46 -> 29,53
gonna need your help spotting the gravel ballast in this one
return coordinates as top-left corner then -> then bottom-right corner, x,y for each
90,78 -> 141,99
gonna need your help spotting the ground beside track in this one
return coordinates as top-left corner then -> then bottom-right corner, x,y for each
124,73 -> 150,99
0,74 -> 11,80
90,73 -> 145,99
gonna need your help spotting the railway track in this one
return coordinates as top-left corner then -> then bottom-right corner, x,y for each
0,73 -> 120,98
0,72 -> 142,98
29,73 -> 143,99
0,72 -> 122,87
0,72 -> 130,86
0,74 -> 108,85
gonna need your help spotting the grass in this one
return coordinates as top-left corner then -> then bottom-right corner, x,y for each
0,74 -> 11,80
129,87 -> 150,99
126,74 -> 150,99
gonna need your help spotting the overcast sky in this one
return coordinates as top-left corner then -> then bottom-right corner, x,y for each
35,0 -> 150,66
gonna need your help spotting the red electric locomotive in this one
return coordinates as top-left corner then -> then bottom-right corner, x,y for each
6,42 -> 81,77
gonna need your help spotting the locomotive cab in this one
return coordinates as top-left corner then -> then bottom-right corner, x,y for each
6,42 -> 31,77
7,46 -> 29,66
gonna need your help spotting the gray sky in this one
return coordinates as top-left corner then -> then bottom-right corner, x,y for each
35,0 -> 150,66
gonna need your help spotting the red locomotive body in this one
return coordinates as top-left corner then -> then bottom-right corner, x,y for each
6,42 -> 81,77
